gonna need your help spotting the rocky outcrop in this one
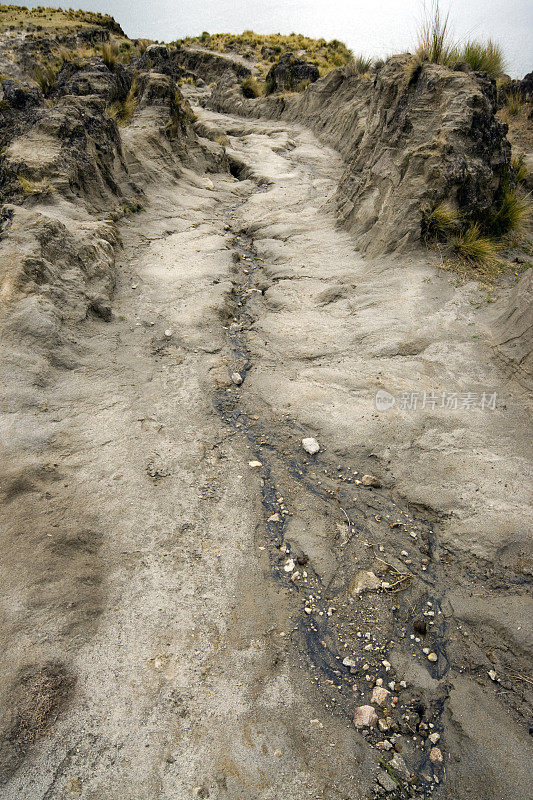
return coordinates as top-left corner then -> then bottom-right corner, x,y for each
499,70 -> 533,105
207,55 -> 510,255
265,53 -> 319,93
54,59 -> 130,103
172,46 -> 251,83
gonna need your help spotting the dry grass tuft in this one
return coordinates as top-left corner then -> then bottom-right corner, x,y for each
241,75 -> 265,98
459,39 -> 506,76
107,74 -> 139,125
18,175 -> 55,197
422,201 -> 461,240
453,224 -> 501,266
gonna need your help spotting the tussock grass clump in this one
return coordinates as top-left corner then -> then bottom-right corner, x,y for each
32,60 -> 61,96
416,1 -> 454,66
107,74 -> 139,125
453,224 -> 500,266
422,201 -> 461,240
347,55 -> 373,76
459,39 -> 506,77
18,175 -> 55,197
512,154 -> 529,184
241,76 -> 265,98
413,2 -> 506,78
486,186 -> 531,238
101,42 -> 119,70
505,89 -> 524,116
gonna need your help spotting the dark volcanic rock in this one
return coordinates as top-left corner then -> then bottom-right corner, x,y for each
265,53 -> 319,93
55,60 -> 130,103
0,80 -> 43,110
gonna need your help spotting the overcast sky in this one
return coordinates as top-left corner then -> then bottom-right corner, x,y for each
13,0 -> 532,76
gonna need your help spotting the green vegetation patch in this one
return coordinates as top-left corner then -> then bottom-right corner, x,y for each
0,4 -> 123,34
173,30 -> 352,77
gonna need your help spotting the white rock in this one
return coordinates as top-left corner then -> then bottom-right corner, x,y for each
231,372 -> 243,385
429,732 -> 440,744
164,329 -> 172,337
429,747 -> 443,763
371,686 -> 390,706
389,753 -> 409,776
488,669 -> 498,681
361,474 -> 382,487
248,460 -> 262,468
349,570 -> 381,594
427,652 -> 438,662
284,559 -> 295,572
302,437 -> 320,454
353,705 -> 378,728
342,657 -> 357,668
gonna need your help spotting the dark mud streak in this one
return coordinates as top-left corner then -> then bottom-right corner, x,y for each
212,186 -> 451,793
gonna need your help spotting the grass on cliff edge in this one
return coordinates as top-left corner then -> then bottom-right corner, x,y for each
173,31 -> 353,77
414,1 -> 507,77
0,4 -> 123,34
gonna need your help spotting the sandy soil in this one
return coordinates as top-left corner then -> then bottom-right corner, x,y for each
1,97 -> 531,799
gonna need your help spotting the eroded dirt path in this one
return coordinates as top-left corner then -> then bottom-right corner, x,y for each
3,107 -> 532,800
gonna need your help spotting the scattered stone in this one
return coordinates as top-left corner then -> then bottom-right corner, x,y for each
309,718 -> 323,729
389,753 -> 410,776
302,437 -> 320,454
371,686 -> 390,706
361,474 -> 381,487
342,657 -> 357,668
378,718 -> 391,732
353,705 -> 378,728
248,460 -> 262,468
283,558 -> 295,572
382,660 -> 391,670
164,329 -> 172,337
429,732 -> 441,744
427,652 -> 438,662
488,669 -> 498,681
349,570 -> 381,594
429,747 -> 443,763
267,513 -> 281,522
377,772 -> 398,792
231,372 -> 243,385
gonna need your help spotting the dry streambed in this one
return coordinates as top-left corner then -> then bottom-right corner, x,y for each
0,94 -> 531,800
